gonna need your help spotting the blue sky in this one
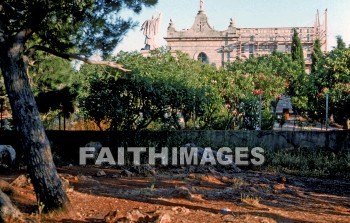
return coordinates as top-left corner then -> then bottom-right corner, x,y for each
114,0 -> 350,53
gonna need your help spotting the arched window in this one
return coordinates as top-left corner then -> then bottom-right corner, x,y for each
197,52 -> 209,64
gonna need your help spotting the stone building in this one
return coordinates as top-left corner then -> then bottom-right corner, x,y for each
165,1 -> 327,73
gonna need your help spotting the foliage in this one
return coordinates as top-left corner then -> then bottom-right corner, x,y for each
307,38 -> 325,121
79,50 -> 223,131
264,150 -> 350,179
311,39 -> 323,74
236,96 -> 260,130
288,28 -> 309,113
261,108 -> 275,130
336,35 -> 347,50
291,28 -> 305,69
224,53 -> 293,129
1,0 -> 158,57
29,55 -> 78,93
29,55 -> 81,119
307,41 -> 350,127
80,50 -> 314,131
0,0 -> 159,212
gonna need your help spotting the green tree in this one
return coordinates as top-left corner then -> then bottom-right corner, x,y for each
291,28 -> 305,69
322,47 -> 350,128
307,38 -> 350,128
0,0 -> 158,213
29,55 -> 82,129
80,50 -> 222,131
311,39 -> 324,73
336,35 -> 347,50
289,29 -> 309,114
224,53 -> 288,129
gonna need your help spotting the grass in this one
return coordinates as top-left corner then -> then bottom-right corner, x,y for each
231,177 -> 246,189
262,150 -> 350,179
240,193 -> 261,205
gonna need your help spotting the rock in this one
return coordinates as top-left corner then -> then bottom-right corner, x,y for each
172,186 -> 193,200
77,175 -> 99,183
186,166 -> 196,173
10,175 -> 31,188
0,145 -> 16,167
149,169 -> 157,176
272,183 -> 285,190
171,206 -> 190,215
0,190 -> 24,223
222,214 -> 236,222
187,173 -> 196,179
96,170 -> 107,177
59,176 -> 73,193
171,168 -> 182,174
135,164 -> 157,176
121,169 -> 134,178
230,163 -> 242,173
104,209 -> 156,223
221,176 -> 229,182
0,179 -> 13,195
220,208 -> 232,214
59,173 -> 78,181
84,141 -> 103,161
128,209 -> 173,223
247,186 -> 259,194
155,213 -> 172,223
208,167 -> 221,175
278,176 -> 288,183
182,143 -> 241,173
273,183 -> 297,195
282,187 -> 299,196
194,166 -> 209,174
292,181 -> 305,188
114,217 -> 129,223
104,210 -> 121,223
126,209 -> 146,222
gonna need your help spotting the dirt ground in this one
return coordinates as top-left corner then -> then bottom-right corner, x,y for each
1,166 -> 349,223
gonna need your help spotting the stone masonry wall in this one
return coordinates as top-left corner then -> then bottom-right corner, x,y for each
1,130 -> 348,164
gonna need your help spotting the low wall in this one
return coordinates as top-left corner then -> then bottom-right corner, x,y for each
1,130 -> 349,163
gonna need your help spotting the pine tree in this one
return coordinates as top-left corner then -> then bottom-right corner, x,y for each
336,35 -> 347,50
291,28 -> 305,69
0,0 -> 158,215
311,39 -> 323,73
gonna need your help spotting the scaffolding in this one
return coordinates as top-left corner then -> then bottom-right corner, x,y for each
220,10 -> 328,69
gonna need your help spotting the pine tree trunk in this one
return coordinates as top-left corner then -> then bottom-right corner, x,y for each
0,45 -> 69,212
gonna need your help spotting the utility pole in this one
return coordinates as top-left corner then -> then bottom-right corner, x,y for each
259,93 -> 262,130
325,93 -> 329,131
193,96 -> 196,130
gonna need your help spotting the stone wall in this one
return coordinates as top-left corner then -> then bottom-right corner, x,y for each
1,130 -> 348,164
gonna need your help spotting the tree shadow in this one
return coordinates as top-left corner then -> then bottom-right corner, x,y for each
67,177 -> 350,222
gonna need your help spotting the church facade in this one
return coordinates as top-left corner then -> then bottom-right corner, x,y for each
164,2 -> 327,73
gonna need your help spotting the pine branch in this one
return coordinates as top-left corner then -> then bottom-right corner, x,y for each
26,45 -> 131,72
